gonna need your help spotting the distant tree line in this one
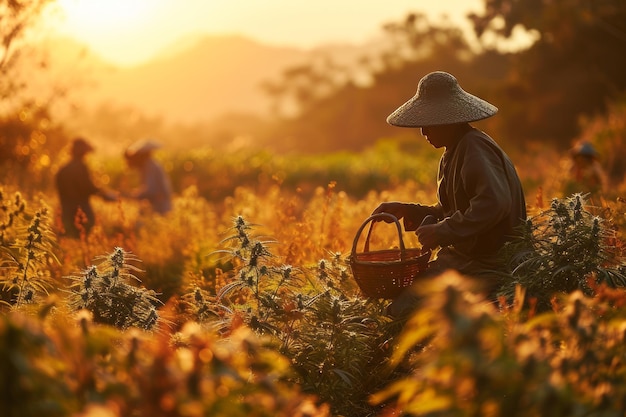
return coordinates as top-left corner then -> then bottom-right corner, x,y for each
259,0 -> 626,154
2,0 -> 626,177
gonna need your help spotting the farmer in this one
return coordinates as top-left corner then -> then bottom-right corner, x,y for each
55,137 -> 118,237
562,141 -> 607,197
123,139 -> 173,215
372,71 -> 527,317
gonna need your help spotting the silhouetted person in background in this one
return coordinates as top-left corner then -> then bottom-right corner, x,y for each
124,139 -> 173,215
55,137 -> 118,237
371,71 -> 527,316
563,141 -> 607,197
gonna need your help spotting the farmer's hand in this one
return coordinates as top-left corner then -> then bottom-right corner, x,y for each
372,202 -> 435,231
371,202 -> 409,223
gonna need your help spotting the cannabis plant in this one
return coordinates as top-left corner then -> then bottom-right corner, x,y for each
373,272 -> 626,416
67,247 -> 161,330
500,193 -> 626,310
192,216 -> 393,417
0,189 -> 58,308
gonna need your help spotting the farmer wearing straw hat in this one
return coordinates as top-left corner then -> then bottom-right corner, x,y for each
55,137 -> 118,237
124,139 -> 173,215
372,71 -> 527,316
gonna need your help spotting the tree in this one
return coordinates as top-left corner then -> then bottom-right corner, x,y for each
0,0 -> 66,189
0,0 -> 53,103
469,0 -> 626,147
260,13 -> 510,153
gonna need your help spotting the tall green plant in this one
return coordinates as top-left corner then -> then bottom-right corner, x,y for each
187,215 -> 394,417
67,247 -> 161,330
0,311 -> 72,417
0,189 -> 58,307
500,193 -> 626,310
373,272 -> 626,416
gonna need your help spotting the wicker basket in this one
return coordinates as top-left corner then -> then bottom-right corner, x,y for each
349,213 -> 430,299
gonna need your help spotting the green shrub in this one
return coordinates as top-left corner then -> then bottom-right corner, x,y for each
373,271 -> 626,416
0,305 -> 330,417
67,247 -> 161,330
0,189 -> 58,308
0,311 -> 73,417
183,215 -> 394,416
500,193 -> 626,310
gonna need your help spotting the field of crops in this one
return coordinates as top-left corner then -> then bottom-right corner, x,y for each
4,135 -> 626,416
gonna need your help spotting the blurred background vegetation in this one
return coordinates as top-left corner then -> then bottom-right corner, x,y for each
2,0 -> 626,279
2,1 -> 626,202
3,2 -> 626,415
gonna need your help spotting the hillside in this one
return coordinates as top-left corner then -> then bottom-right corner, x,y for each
20,33 -> 379,153
37,34 -> 371,125
89,35 -> 310,123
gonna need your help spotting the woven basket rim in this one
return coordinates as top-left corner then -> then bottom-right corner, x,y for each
349,213 -> 430,298
351,213 -> 407,257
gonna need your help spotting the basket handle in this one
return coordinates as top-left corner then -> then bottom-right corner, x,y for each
351,213 -> 407,260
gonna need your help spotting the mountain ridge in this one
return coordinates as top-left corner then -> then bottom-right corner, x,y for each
40,33 -> 368,125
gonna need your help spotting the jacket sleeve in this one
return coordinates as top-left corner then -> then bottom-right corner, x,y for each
435,139 -> 512,246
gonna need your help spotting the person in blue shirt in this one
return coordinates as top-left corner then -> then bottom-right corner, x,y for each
124,139 -> 173,215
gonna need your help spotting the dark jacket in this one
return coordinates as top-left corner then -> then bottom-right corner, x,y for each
55,158 -> 100,236
407,128 -> 526,279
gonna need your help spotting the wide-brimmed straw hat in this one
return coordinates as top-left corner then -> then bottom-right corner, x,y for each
125,138 -> 162,158
387,71 -> 498,127
71,137 -> 94,156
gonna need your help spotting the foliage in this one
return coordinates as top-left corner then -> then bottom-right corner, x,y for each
576,94 -> 626,188
0,309 -> 73,417
5,2 -> 626,414
0,306 -> 329,416
0,188 -> 57,308
5,164 -> 626,415
258,11 -> 511,152
0,0 -> 53,101
373,271 -> 626,416
500,193 -> 626,311
250,2 -> 626,152
0,0 -> 70,191
112,138 -> 441,204
182,215 -> 397,416
67,247 -> 162,330
0,0 -> 66,187
0,102 -> 67,190
470,0 -> 626,147
7,0 -> 625,159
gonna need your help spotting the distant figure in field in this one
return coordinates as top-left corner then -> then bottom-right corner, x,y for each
562,141 -> 607,197
124,139 -> 173,215
55,137 -> 118,237
371,71 -> 527,317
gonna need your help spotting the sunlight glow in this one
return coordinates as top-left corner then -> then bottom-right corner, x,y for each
51,0 -> 168,65
56,0 -> 154,32
46,0 -> 485,67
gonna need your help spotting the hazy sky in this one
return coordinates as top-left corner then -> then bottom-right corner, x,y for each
46,0 -> 484,67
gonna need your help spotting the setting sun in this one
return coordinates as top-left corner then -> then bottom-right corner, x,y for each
51,0 -> 169,65
56,0 -> 154,31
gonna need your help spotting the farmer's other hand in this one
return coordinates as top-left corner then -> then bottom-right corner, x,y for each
416,215 -> 439,250
416,224 -> 438,250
